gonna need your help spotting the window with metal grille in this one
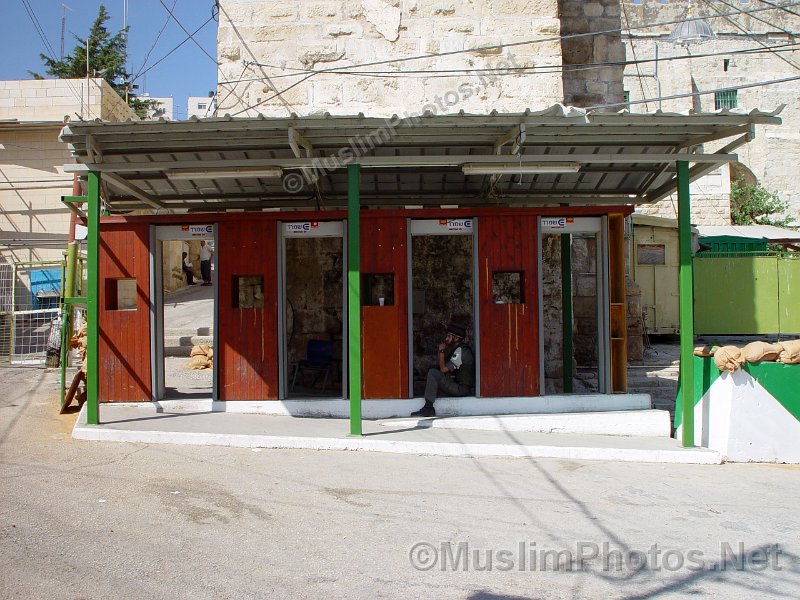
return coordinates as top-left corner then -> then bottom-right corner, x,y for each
715,90 -> 738,110
623,90 -> 631,110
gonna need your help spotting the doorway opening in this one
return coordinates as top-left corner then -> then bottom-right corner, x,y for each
280,221 -> 346,399
152,225 -> 216,400
408,218 -> 476,397
540,217 -> 610,394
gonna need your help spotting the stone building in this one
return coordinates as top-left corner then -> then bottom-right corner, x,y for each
621,0 -> 800,224
216,0 -> 624,116
0,78 -> 137,264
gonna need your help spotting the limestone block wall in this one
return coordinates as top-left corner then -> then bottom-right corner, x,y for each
558,0 -> 625,109
0,79 -> 136,122
0,125 -> 73,263
636,165 -> 732,226
622,0 -> 800,221
216,0 -> 568,117
0,79 -> 136,263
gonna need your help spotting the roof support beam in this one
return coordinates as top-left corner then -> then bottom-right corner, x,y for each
64,152 -> 740,174
645,133 -> 751,203
101,172 -> 165,209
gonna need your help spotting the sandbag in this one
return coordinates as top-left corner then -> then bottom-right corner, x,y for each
713,345 -> 745,373
186,344 -> 213,370
777,339 -> 800,356
742,341 -> 783,363
694,345 -> 718,357
777,339 -> 800,364
185,354 -> 211,370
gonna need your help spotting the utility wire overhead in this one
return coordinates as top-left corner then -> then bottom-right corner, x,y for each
227,0 -> 800,116
701,0 -> 800,73
216,41 -> 800,86
132,14 -> 216,83
589,73 -> 800,110
244,1 -> 800,78
158,0 -> 219,65
133,0 -> 178,82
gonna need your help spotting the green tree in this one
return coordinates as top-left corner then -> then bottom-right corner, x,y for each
730,178 -> 794,227
30,5 -> 151,118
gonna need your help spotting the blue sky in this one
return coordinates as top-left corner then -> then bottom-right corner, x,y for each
1,1 -> 218,119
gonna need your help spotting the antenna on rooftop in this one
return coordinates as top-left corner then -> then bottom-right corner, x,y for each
60,4 -> 72,59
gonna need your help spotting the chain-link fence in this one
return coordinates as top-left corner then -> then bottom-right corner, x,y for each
0,260 -> 66,365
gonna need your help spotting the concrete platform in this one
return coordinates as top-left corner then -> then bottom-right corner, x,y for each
72,404 -> 722,464
383,409 -> 671,437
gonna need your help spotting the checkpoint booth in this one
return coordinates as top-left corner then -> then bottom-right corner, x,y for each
59,105 -> 780,441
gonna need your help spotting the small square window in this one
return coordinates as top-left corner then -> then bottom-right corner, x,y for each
637,244 -> 666,265
362,273 -> 394,306
234,276 -> 264,308
106,278 -> 137,311
492,271 -> 524,304
715,90 -> 738,110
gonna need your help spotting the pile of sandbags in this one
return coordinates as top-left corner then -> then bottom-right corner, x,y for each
778,339 -> 800,365
186,344 -> 213,370
69,322 -> 88,373
694,338 -> 800,372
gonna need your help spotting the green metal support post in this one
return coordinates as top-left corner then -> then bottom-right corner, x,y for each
86,172 -> 100,425
677,161 -> 694,447
561,233 -> 574,393
347,164 -> 362,436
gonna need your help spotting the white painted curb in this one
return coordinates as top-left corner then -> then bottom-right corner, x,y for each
382,410 -> 672,437
72,409 -> 720,465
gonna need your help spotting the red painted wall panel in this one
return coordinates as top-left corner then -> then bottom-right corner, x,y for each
217,220 -> 279,400
360,216 -> 409,398
98,223 -> 152,401
477,215 -> 540,396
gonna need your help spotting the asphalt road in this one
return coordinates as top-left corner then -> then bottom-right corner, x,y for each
1,366 -> 799,599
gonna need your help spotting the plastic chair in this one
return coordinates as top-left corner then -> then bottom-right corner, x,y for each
291,339 -> 334,392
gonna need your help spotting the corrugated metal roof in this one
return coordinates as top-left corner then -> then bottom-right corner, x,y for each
58,103 -> 782,213
697,225 -> 800,242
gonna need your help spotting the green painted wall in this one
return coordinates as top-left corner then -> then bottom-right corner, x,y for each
675,356 -> 800,430
694,256 -> 800,335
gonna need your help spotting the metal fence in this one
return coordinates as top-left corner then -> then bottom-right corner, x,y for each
0,260 -> 68,365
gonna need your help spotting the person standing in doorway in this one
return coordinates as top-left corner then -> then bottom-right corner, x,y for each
199,240 -> 213,286
411,321 -> 474,418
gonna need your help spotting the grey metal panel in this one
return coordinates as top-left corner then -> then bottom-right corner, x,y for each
277,222 -> 286,400
472,218 -> 480,397
537,217 -> 545,396
406,218 -> 414,397
148,225 -> 159,401
597,216 -> 611,394
212,223 -> 219,401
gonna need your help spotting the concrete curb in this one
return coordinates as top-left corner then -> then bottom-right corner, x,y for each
72,411 -> 721,466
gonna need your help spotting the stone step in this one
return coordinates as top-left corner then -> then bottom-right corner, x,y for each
164,335 -> 214,357
164,328 -> 213,336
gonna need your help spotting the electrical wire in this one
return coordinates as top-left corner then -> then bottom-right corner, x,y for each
132,14 -> 216,83
716,0 -> 800,38
588,73 -> 800,110
18,0 -> 97,119
700,0 -> 800,73
240,1 -> 800,79
622,0 -> 651,112
756,0 -> 800,19
157,0 -> 219,65
132,0 -> 178,82
226,1 -> 800,115
217,41 -> 800,88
